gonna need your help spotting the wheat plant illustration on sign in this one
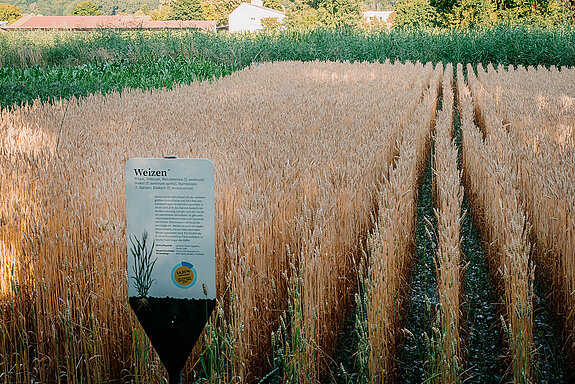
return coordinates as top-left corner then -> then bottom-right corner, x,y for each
130,231 -> 157,298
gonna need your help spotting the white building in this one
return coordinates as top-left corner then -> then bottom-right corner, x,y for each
363,10 -> 394,25
228,0 -> 285,33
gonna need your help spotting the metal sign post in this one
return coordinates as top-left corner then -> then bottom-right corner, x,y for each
126,158 -> 216,384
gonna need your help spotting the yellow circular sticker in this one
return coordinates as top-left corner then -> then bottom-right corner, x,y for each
172,262 -> 196,288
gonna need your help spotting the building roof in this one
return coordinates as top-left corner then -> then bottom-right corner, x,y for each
3,15 -> 217,31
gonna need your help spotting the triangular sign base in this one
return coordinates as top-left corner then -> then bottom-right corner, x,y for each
130,297 -> 216,384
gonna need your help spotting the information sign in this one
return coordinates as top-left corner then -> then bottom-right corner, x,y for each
126,158 -> 215,299
125,157 -> 217,384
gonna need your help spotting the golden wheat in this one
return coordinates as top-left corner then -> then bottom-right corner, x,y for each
0,60 -> 438,383
470,64 -> 575,359
458,63 -> 534,384
429,63 -> 464,383
363,62 -> 442,383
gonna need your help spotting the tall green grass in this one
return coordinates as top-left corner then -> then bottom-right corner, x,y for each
0,56 -> 238,108
2,25 -> 575,108
2,26 -> 575,69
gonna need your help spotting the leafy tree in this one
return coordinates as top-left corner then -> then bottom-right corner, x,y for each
0,3 -> 22,23
286,0 -> 362,28
448,0 -> 496,27
285,0 -> 321,28
261,16 -> 282,29
201,0 -> 240,24
316,0 -> 363,27
542,0 -> 572,24
498,0 -> 571,23
168,0 -> 204,19
394,0 -> 439,27
95,0 -> 160,16
363,0 -> 395,10
200,1 -> 218,19
71,1 -> 101,15
263,0 -> 283,10
429,0 -> 571,26
430,0 -> 457,15
150,4 -> 172,19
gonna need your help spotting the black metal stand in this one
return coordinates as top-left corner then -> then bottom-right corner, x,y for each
129,297 -> 216,384
168,369 -> 183,384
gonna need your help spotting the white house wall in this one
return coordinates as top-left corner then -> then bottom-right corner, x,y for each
229,4 -> 285,33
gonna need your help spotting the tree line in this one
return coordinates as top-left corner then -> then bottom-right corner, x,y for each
395,0 -> 572,28
1,0 -> 573,28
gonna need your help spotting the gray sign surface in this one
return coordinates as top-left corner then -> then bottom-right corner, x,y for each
126,158 -> 215,299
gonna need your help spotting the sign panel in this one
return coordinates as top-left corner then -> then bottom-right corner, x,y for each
126,158 -> 215,299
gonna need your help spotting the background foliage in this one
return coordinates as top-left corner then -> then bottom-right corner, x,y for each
394,0 -> 439,27
0,2 -> 21,23
71,0 -> 102,15
168,0 -> 204,20
394,0 -> 572,27
11,0 -> 158,16
5,0 -> 574,28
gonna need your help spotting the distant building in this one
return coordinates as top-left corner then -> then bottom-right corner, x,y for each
228,0 -> 285,33
2,15 -> 217,31
363,10 -> 394,28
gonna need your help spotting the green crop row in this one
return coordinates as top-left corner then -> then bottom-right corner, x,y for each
2,25 -> 575,109
0,56 -> 238,108
3,25 -> 575,69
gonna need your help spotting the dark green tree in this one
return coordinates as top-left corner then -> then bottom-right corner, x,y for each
316,0 -> 363,27
168,0 -> 205,19
448,0 -> 496,27
71,1 -> 101,15
285,0 -> 321,28
430,0 -> 457,15
261,15 -> 283,29
394,0 -> 439,27
263,0 -> 283,10
497,0 -> 570,23
0,3 -> 22,23
200,0 -> 240,25
286,0 -> 362,28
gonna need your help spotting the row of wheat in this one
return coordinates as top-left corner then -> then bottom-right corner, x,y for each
357,62 -> 442,383
458,63 -> 534,383
0,60 -> 438,383
428,63 -> 464,383
471,63 -> 575,359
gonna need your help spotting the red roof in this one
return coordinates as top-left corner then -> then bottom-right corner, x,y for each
4,16 -> 216,31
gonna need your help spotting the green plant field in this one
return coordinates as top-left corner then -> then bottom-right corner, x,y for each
0,56 -> 238,108
2,26 -> 575,108
3,26 -> 575,69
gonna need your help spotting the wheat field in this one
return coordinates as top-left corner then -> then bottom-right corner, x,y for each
1,60 -> 440,383
462,62 -> 574,382
1,60 -> 574,383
